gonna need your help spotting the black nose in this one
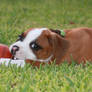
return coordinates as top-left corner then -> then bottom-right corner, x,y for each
11,45 -> 19,55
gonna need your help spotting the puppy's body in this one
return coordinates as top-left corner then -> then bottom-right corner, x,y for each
10,27 -> 92,67
63,28 -> 92,64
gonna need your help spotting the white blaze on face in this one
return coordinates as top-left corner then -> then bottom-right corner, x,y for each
23,28 -> 48,60
9,28 -> 48,60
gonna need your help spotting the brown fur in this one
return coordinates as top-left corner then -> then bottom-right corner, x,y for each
26,27 -> 92,67
64,27 -> 92,64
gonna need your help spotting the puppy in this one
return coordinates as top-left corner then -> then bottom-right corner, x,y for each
10,27 -> 92,66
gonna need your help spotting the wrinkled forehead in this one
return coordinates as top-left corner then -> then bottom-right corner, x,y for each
23,28 -> 48,42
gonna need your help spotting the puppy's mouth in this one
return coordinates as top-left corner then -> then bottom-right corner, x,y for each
11,51 -> 26,60
12,56 -> 19,60
12,55 -> 25,60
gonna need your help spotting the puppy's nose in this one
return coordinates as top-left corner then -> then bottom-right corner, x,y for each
11,45 -> 19,55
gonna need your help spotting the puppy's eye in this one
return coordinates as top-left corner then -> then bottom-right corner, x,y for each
30,41 -> 42,51
16,33 -> 24,41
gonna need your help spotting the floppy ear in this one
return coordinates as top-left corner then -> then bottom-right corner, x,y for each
50,29 -> 62,37
48,32 -> 69,64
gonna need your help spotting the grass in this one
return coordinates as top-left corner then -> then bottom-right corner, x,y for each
0,0 -> 92,92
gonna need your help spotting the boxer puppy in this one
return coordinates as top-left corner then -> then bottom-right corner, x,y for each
9,27 -> 92,66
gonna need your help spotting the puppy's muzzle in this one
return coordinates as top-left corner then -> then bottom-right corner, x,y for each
11,45 -> 20,56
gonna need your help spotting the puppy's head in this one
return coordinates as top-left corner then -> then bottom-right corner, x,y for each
10,28 -> 69,63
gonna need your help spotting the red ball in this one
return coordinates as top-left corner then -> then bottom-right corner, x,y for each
0,44 -> 12,58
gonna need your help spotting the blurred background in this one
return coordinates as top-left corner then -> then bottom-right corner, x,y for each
0,0 -> 92,45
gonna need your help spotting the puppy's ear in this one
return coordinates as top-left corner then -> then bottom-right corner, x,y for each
50,29 -> 62,37
48,32 -> 69,64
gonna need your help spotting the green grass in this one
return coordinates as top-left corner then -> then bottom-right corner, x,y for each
0,0 -> 92,92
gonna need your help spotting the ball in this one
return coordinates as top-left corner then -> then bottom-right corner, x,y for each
0,44 -> 12,58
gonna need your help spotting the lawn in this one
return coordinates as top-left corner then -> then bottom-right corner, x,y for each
0,0 -> 92,92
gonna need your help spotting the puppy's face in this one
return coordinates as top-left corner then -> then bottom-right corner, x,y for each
9,28 -> 55,62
